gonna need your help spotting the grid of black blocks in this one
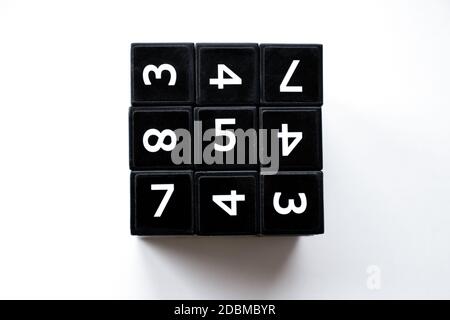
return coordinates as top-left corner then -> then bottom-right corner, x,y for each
129,43 -> 324,236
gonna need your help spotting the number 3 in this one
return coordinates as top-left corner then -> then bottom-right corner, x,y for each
142,64 -> 177,86
273,192 -> 307,215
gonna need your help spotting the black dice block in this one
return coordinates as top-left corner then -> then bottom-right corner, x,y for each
129,107 -> 192,170
196,43 -> 259,105
261,171 -> 324,235
260,44 -> 322,105
195,171 -> 258,235
194,107 -> 257,170
131,171 -> 194,235
131,43 -> 195,105
259,107 -> 322,171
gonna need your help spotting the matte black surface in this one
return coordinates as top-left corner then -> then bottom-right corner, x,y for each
260,107 -> 322,170
261,171 -> 324,235
261,44 -> 323,105
196,43 -> 259,105
131,171 -> 194,235
194,107 -> 258,170
129,107 -> 192,169
131,43 -> 195,105
195,171 -> 258,235
129,43 -> 325,237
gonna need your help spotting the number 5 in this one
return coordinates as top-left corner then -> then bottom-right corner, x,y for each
151,184 -> 174,217
214,118 -> 236,152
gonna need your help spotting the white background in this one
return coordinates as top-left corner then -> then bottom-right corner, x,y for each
0,0 -> 449,299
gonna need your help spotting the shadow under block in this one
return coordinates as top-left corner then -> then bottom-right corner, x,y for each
131,43 -> 195,105
261,171 -> 324,235
131,171 -> 194,235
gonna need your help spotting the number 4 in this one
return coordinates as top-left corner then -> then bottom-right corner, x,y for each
212,190 -> 245,216
209,64 -> 242,89
278,123 -> 303,156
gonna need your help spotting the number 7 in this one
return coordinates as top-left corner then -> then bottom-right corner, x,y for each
280,60 -> 303,93
151,184 -> 174,217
